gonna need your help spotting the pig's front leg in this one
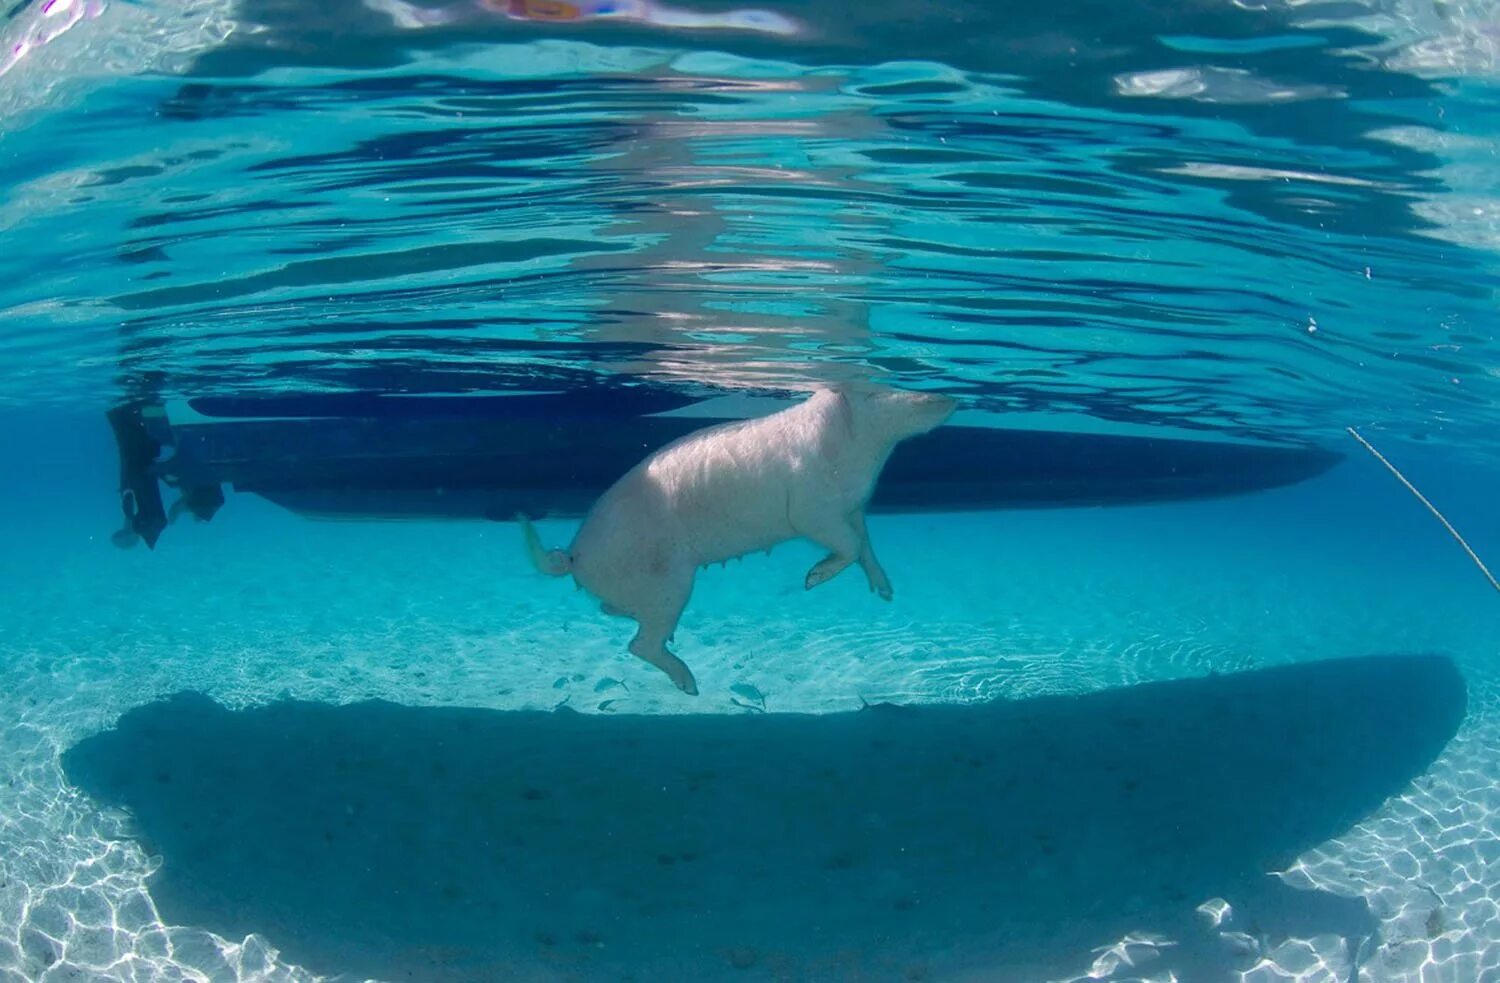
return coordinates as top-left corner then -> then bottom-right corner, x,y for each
799,507 -> 863,591
852,510 -> 893,600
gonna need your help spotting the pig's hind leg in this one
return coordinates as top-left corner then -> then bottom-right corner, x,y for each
624,562 -> 699,695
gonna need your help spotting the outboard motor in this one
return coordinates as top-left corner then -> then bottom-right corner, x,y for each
106,403 -> 169,549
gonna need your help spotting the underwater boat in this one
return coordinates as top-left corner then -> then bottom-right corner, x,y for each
106,389 -> 1343,549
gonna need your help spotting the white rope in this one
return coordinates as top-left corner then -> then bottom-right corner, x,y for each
1347,426 -> 1500,595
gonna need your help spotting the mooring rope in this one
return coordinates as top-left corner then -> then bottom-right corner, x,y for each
1347,426 -> 1500,595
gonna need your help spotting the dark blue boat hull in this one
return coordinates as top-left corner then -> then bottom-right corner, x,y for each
131,392 -> 1342,526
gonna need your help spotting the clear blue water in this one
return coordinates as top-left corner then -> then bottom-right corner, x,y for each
1,0 -> 1499,980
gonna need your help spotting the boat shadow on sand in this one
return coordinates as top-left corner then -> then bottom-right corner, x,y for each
64,654 -> 1465,982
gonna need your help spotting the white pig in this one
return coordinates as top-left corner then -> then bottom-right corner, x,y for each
520,385 -> 957,694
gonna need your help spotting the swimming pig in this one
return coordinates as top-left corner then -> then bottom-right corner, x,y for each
520,385 -> 957,695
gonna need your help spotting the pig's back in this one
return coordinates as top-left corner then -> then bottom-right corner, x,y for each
649,404 -> 838,564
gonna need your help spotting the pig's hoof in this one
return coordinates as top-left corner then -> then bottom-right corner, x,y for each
805,568 -> 833,591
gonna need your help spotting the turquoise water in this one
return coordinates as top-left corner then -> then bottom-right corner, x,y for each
2,0 -> 1500,980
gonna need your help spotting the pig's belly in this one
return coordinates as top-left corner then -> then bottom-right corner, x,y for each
676,488 -> 799,566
